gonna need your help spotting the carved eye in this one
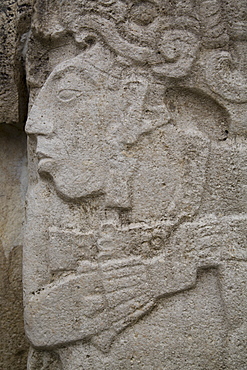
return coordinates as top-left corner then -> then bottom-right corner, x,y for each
57,89 -> 82,102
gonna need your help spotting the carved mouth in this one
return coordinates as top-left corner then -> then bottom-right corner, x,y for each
36,152 -> 55,175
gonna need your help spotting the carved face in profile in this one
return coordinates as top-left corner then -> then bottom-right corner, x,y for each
26,58 -> 127,204
25,52 -> 169,207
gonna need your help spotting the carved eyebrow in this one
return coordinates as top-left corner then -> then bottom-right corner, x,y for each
51,66 -> 99,87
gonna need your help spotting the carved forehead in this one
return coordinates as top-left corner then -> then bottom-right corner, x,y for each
46,60 -> 119,93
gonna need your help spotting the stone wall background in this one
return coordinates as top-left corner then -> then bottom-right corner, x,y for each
0,1 -> 247,369
0,126 -> 28,370
0,1 -> 31,368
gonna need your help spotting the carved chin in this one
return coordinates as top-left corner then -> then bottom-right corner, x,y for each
51,181 -> 90,201
38,159 -> 105,200
47,172 -> 104,201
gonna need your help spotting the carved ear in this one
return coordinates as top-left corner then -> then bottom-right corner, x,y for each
165,87 -> 230,141
206,51 -> 247,103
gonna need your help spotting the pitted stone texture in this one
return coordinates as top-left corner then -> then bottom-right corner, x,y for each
0,0 -> 31,125
0,126 -> 28,369
55,269 -> 227,369
24,1 -> 247,369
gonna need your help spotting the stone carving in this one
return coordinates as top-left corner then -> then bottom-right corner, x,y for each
60,0 -> 201,78
206,51 -> 247,103
24,1 -> 247,368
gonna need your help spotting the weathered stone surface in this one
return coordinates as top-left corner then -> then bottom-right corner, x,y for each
0,125 -> 28,369
0,2 -> 30,369
23,1 -> 247,369
0,0 -> 31,126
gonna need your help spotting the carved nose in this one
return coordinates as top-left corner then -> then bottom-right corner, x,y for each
25,105 -> 54,136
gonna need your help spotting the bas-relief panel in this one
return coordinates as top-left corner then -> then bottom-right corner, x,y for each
24,1 -> 247,368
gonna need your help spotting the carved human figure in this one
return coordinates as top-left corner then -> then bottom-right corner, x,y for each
24,1 -> 247,368
24,36 -> 237,350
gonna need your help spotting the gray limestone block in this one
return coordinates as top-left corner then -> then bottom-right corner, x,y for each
0,0 -> 31,126
0,125 -> 28,369
22,0 -> 247,368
